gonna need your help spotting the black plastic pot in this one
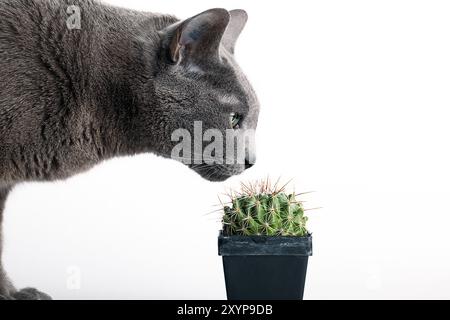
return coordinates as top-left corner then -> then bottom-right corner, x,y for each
218,233 -> 312,300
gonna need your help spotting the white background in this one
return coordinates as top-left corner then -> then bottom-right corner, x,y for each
3,0 -> 450,299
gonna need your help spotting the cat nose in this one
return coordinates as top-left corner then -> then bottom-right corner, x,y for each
244,158 -> 254,170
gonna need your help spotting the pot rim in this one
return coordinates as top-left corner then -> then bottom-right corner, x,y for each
218,231 -> 313,256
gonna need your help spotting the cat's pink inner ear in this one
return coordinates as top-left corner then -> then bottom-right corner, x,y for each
222,9 -> 248,54
169,8 -> 230,63
170,28 -> 182,62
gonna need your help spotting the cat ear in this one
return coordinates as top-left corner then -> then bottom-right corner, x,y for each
168,8 -> 230,63
222,9 -> 248,54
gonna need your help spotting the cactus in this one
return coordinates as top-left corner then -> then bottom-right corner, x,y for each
221,179 -> 309,237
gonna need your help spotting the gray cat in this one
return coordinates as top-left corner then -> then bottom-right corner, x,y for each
0,0 -> 259,299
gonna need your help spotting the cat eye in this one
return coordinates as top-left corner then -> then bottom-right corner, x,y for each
230,113 -> 241,129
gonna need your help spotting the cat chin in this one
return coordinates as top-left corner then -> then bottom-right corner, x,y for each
186,163 -> 239,182
203,174 -> 233,182
192,168 -> 236,182
199,172 -> 233,182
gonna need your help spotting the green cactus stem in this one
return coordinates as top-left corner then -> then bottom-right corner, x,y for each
222,179 -> 309,237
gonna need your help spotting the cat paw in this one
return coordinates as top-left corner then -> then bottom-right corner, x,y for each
12,287 -> 52,300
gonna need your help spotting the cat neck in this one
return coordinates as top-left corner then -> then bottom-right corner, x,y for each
79,13 -> 177,159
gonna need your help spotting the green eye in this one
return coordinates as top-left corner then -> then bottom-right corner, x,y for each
230,113 -> 241,129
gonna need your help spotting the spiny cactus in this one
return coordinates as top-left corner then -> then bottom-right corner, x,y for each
221,179 -> 309,237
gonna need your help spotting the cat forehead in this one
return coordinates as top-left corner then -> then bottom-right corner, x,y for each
182,45 -> 237,75
175,47 -> 257,113
216,93 -> 240,105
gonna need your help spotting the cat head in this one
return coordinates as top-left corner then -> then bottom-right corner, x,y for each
152,9 -> 260,182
